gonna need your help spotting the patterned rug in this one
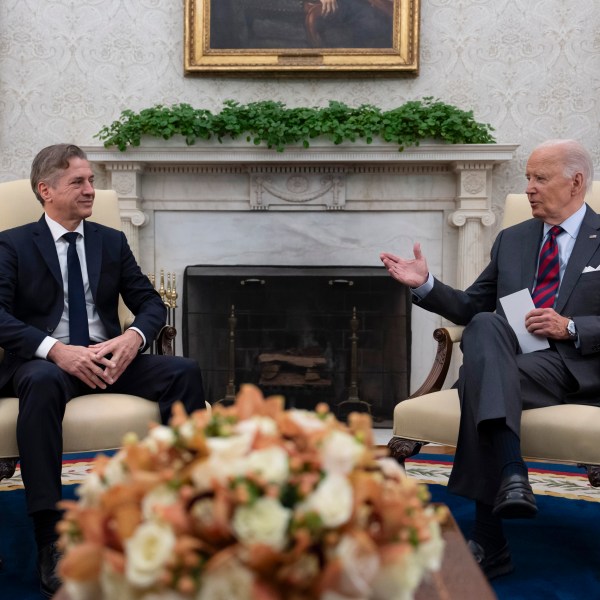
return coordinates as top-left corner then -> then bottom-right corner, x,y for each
405,454 -> 600,503
2,452 -> 599,504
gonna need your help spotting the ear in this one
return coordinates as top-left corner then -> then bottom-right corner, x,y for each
572,172 -> 584,196
38,181 -> 52,203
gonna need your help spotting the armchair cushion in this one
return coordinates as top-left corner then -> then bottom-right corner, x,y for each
0,395 -> 160,457
393,392 -> 600,465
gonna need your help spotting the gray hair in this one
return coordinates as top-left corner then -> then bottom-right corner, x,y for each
30,144 -> 88,204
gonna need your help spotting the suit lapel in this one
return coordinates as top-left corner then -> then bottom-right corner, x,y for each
84,220 -> 102,302
555,205 -> 600,313
32,216 -> 62,286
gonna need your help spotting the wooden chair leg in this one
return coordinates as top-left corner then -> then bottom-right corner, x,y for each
387,437 -> 424,465
580,464 -> 600,487
0,457 -> 17,481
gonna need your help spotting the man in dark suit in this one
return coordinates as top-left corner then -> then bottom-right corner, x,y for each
381,139 -> 597,579
0,144 -> 205,597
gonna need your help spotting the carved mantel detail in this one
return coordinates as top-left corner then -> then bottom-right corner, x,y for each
84,141 -> 518,288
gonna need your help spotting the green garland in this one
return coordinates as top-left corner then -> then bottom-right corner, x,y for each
95,97 -> 496,152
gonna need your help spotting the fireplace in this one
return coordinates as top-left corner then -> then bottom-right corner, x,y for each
183,266 -> 411,425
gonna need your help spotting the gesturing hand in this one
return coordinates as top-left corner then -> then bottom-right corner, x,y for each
380,243 -> 429,288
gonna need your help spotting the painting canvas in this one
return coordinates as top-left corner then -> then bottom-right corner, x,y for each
185,0 -> 420,75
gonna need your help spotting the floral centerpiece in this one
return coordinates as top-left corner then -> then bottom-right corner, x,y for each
58,385 -> 446,600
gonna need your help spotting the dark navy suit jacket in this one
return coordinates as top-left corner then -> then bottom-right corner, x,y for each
0,215 -> 166,389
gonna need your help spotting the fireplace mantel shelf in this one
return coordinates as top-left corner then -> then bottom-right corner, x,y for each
84,141 -> 518,166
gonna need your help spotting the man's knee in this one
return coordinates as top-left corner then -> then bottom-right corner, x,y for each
464,312 -> 511,340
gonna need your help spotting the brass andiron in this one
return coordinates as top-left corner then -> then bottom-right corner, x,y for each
148,270 -> 178,355
338,307 -> 371,417
219,304 -> 237,405
148,269 -> 178,327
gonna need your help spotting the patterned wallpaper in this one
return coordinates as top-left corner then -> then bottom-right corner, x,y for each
1,0 -> 599,235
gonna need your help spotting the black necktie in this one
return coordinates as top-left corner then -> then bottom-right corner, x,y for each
63,232 -> 90,346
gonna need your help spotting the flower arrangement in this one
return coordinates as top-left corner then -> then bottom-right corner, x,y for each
58,385 -> 446,600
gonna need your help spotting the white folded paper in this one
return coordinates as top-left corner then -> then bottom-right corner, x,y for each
499,289 -> 550,353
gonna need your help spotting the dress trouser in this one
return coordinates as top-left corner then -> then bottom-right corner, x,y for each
447,312 -> 576,506
13,354 -> 204,515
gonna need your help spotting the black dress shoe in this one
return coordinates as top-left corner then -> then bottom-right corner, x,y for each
467,539 -> 514,579
37,542 -> 62,598
492,473 -> 538,519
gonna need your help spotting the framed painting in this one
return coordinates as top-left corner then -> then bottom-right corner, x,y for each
184,0 -> 420,75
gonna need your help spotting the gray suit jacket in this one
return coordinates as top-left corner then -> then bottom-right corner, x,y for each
416,204 -> 600,399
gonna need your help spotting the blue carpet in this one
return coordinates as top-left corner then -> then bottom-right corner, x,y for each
1,454 -> 599,599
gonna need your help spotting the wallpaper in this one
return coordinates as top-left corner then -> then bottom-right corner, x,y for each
1,0 -> 599,233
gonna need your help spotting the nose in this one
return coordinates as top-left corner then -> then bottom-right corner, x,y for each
525,179 -> 535,195
83,180 -> 95,196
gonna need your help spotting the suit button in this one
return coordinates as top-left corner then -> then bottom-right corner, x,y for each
46,327 -> 54,333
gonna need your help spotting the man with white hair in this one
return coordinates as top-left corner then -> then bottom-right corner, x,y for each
381,139 -> 598,578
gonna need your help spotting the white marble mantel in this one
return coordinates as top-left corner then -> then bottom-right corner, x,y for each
84,140 -> 518,391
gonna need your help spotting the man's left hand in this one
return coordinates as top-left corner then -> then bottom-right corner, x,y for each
525,308 -> 570,340
89,329 -> 142,384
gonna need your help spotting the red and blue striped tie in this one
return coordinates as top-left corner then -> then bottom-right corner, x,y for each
532,225 -> 563,308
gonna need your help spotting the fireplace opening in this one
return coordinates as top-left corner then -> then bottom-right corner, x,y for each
182,266 -> 411,427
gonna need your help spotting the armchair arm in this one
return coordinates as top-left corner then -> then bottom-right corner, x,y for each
409,326 -> 464,398
156,325 -> 176,356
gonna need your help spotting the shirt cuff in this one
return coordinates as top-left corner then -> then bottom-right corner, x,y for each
411,272 -> 434,299
128,326 -> 146,350
35,336 -> 59,359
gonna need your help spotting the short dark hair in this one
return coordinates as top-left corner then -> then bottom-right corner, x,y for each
30,144 -> 88,204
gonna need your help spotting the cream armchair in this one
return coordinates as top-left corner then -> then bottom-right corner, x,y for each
0,179 -> 174,479
389,182 -> 600,487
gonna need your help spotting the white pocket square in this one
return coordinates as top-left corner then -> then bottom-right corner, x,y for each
582,265 -> 600,273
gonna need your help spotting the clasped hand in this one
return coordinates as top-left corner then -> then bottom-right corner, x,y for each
48,329 -> 142,389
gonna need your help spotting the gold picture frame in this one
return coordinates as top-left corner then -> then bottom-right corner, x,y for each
184,0 -> 420,75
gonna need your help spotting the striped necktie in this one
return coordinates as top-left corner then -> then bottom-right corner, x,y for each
532,225 -> 563,308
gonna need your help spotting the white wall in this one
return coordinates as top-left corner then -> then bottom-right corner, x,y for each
1,0 -> 599,233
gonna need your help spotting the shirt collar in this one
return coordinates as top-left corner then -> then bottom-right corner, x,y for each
44,214 -> 85,243
543,202 -> 587,240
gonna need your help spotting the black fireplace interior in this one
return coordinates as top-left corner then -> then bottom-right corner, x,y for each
183,266 -> 411,426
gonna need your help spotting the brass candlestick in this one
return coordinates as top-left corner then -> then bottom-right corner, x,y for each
338,307 -> 371,417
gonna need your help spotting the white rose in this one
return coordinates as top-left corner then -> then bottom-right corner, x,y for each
191,454 -> 248,493
246,446 -> 289,484
370,550 -> 424,600
206,431 -> 253,459
332,533 -> 380,597
75,472 -> 105,508
377,456 -> 407,481
149,425 -> 177,447
125,520 -> 176,588
302,473 -> 353,528
103,453 -> 128,487
232,496 -> 291,551
320,430 -> 364,475
235,415 -> 278,437
178,419 -> 196,443
415,518 -> 445,573
196,557 -> 254,600
141,484 -> 179,519
288,409 -> 327,433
